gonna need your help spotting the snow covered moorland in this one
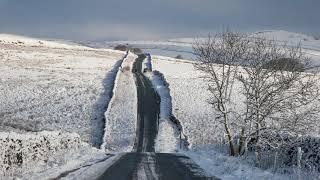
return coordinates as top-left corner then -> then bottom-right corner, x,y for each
0,34 -> 125,142
0,34 -> 126,177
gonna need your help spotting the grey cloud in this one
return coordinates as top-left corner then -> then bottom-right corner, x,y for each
0,0 -> 319,40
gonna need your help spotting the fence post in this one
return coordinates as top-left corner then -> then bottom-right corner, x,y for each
273,150 -> 278,172
297,147 -> 302,180
179,132 -> 182,149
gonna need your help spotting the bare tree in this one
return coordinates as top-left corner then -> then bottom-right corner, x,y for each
194,30 -> 320,164
193,31 -> 250,156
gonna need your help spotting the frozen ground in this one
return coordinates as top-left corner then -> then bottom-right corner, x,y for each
0,34 -> 125,143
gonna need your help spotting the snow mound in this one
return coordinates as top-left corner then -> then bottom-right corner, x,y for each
101,52 -> 138,153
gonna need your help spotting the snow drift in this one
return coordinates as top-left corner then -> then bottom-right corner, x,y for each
101,52 -> 138,153
143,54 -> 184,152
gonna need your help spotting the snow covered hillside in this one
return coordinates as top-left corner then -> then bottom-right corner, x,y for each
0,34 -> 125,143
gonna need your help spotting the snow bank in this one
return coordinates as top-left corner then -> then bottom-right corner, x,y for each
146,71 -> 180,152
143,54 -> 182,152
143,53 -> 152,71
145,71 -> 172,120
92,52 -> 128,147
0,131 -> 81,177
101,52 -> 138,153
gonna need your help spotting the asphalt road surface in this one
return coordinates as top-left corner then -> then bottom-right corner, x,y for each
132,54 -> 160,153
97,54 -> 217,180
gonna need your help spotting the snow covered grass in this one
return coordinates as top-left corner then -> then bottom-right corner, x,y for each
152,56 -> 320,178
101,52 -> 138,153
152,57 -> 223,147
0,35 -> 125,143
182,145 -> 303,180
0,131 -> 81,177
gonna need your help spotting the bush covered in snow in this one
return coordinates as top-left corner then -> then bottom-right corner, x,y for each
0,131 -> 81,176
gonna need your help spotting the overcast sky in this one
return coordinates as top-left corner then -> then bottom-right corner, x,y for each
0,0 -> 319,41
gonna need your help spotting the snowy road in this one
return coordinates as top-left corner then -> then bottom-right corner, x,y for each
96,55 -> 216,180
97,152 -> 216,180
132,54 -> 160,152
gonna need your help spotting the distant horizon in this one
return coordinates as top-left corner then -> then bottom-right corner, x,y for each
1,29 -> 318,43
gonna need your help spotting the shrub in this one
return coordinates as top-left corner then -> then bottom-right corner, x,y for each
175,54 -> 183,59
114,44 -> 127,51
262,58 -> 305,72
122,66 -> 130,72
131,47 -> 143,55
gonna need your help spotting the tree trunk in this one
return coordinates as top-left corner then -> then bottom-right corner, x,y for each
239,127 -> 246,155
224,113 -> 236,156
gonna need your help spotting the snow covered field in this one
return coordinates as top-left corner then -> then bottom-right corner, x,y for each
151,54 -> 320,179
0,34 -> 125,143
151,57 -> 222,147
